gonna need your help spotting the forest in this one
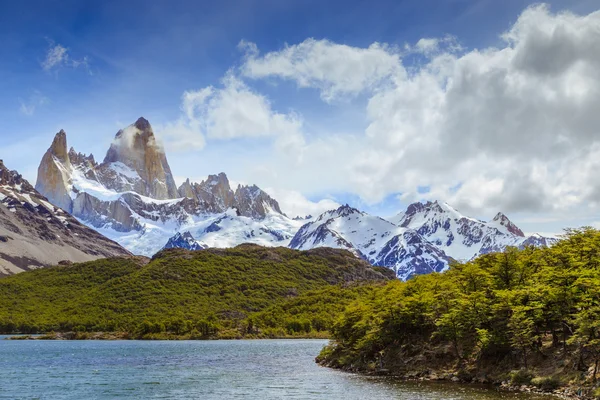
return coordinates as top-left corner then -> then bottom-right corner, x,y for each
318,228 -> 600,394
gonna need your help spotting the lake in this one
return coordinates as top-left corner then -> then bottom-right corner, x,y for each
0,338 -> 552,399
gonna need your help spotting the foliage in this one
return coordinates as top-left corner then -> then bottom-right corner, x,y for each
320,228 -> 600,385
530,376 -> 561,391
0,245 -> 392,338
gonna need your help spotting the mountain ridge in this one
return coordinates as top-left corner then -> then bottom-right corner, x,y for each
33,118 -> 556,280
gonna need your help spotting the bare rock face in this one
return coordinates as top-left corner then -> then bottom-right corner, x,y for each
35,130 -> 73,212
234,184 -> 283,219
0,160 -> 131,276
177,178 -> 197,200
178,173 -> 283,219
197,173 -> 236,209
491,212 -> 525,237
101,117 -> 178,199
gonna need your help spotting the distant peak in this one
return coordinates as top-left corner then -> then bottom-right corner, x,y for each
333,204 -> 361,217
134,117 -> 151,131
491,212 -> 525,237
493,212 -> 504,221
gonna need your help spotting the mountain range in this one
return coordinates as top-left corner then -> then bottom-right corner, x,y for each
27,117 -> 557,280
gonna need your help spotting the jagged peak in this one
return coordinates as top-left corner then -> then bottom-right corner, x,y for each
48,129 -> 69,163
491,212 -> 525,237
329,204 -> 361,218
202,172 -> 230,188
492,211 -> 508,221
134,116 -> 151,131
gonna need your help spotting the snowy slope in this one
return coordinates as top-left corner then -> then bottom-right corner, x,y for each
96,208 -> 303,256
390,201 -> 557,262
290,205 -> 451,280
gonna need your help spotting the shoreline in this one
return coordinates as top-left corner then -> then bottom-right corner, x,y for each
3,331 -> 332,341
316,365 -> 597,399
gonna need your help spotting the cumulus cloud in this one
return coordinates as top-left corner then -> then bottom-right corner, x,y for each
41,42 -> 89,72
235,4 -> 600,219
163,4 -> 600,226
353,4 -> 600,215
161,73 -> 305,158
240,38 -> 403,102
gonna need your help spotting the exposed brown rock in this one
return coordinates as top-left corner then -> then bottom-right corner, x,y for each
102,117 -> 178,199
35,130 -> 73,212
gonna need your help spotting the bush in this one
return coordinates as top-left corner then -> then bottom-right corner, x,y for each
531,376 -> 561,391
592,387 -> 600,399
509,369 -> 533,386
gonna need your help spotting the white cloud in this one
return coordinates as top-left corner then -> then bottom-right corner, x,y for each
18,91 -> 48,116
347,4 -> 600,216
164,4 -> 600,230
160,73 -> 305,158
240,38 -> 404,102
263,187 -> 340,218
41,42 -> 89,72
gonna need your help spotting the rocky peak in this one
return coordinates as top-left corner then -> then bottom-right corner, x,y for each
178,178 -> 197,200
405,201 -> 427,216
163,231 -> 205,251
198,173 -> 235,208
0,160 -> 33,192
492,212 -> 525,237
331,204 -> 361,218
201,173 -> 231,191
35,130 -> 73,212
101,117 -> 178,200
234,184 -> 283,219
49,130 -> 70,165
134,116 -> 151,131
68,147 -> 97,170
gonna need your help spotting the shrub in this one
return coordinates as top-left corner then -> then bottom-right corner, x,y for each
509,369 -> 533,386
531,376 -> 561,391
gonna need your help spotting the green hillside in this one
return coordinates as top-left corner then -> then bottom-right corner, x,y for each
0,244 -> 393,338
318,228 -> 600,394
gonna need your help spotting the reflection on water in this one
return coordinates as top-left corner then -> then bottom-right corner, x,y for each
0,339 -> 552,399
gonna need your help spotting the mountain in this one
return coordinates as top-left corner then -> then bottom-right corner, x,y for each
33,118 -> 556,280
0,160 -> 130,276
35,118 -> 295,256
163,232 -> 206,251
289,205 -> 452,280
390,201 -> 557,262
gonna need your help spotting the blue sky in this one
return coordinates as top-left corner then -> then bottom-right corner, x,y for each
1,0 -> 600,233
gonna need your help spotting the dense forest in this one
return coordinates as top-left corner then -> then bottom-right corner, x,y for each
318,228 -> 600,395
0,244 -> 393,338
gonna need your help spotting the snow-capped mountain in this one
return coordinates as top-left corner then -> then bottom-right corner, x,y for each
163,232 -> 206,251
289,205 -> 452,280
0,160 -> 130,276
390,200 -> 557,262
35,117 -> 301,256
33,117 -> 556,280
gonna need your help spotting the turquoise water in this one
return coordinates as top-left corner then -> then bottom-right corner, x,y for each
0,339 -> 551,399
